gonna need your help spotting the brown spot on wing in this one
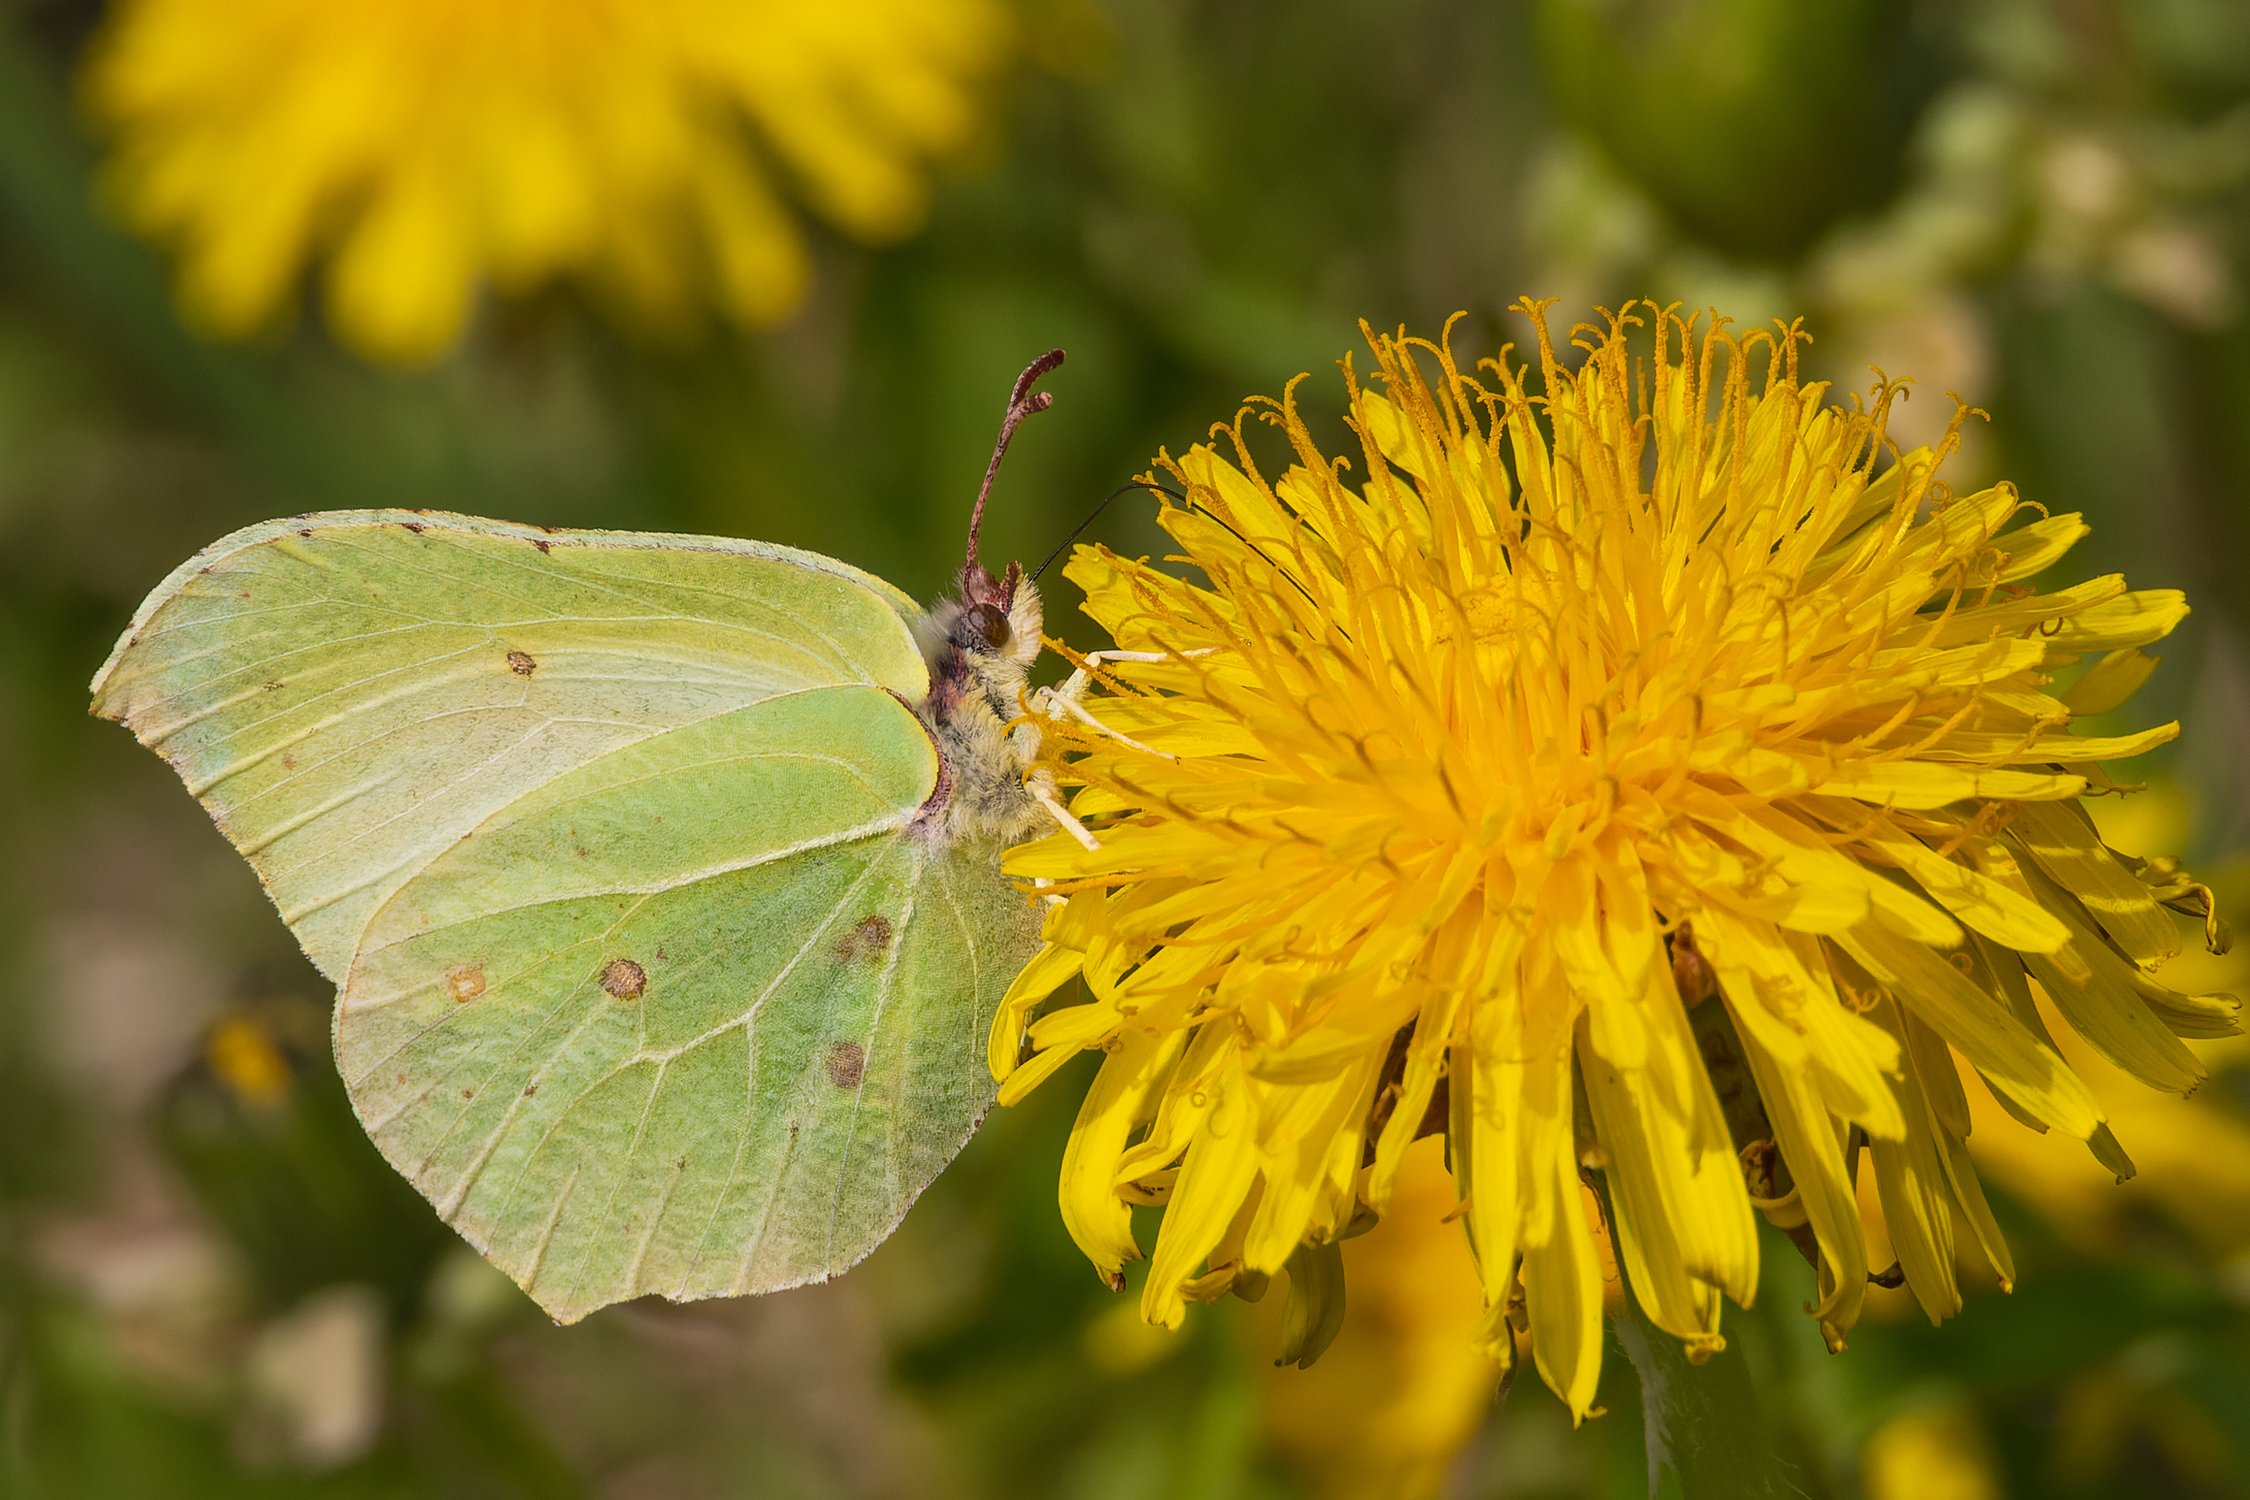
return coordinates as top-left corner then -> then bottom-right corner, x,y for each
531,537 -> 553,554
599,958 -> 647,1000
401,520 -> 426,534
825,1041 -> 866,1089
446,964 -> 488,1004
834,913 -> 895,963
506,650 -> 537,676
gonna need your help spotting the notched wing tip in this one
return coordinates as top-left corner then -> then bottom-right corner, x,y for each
532,1292 -> 596,1328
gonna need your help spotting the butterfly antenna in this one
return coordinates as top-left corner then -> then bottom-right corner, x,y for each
1033,479 -> 1187,583
1036,478 -> 1337,637
964,349 -> 1067,590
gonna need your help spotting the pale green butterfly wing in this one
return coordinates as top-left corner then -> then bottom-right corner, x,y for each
92,511 -> 1042,1321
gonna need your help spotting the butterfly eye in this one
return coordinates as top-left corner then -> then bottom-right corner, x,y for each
967,602 -> 1012,648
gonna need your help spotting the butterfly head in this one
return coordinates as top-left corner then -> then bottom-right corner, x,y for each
956,556 -> 1042,665
919,564 -> 1042,713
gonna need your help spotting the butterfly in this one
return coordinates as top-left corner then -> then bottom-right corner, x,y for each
90,353 -> 1072,1324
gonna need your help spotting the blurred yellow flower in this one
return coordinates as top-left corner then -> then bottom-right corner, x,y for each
204,1014 -> 292,1107
995,300 -> 2233,1417
1258,1139 -> 1500,1500
1861,1403 -> 2002,1500
81,0 -> 1006,363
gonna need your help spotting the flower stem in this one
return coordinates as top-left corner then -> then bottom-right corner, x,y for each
1611,1278 -> 1792,1500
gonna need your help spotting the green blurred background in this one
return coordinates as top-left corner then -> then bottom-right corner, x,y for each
5,1 -> 2250,1496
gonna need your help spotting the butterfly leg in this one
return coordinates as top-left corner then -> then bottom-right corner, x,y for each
1024,647 -> 1215,850
1042,646 -> 1208,758
1046,647 -> 1209,710
1029,779 -> 1098,851
1044,691 -> 1174,762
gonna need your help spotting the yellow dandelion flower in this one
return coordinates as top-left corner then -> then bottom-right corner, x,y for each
995,300 -> 2235,1417
81,0 -> 1006,363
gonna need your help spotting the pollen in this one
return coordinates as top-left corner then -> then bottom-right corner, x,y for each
993,299 -> 2232,1415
